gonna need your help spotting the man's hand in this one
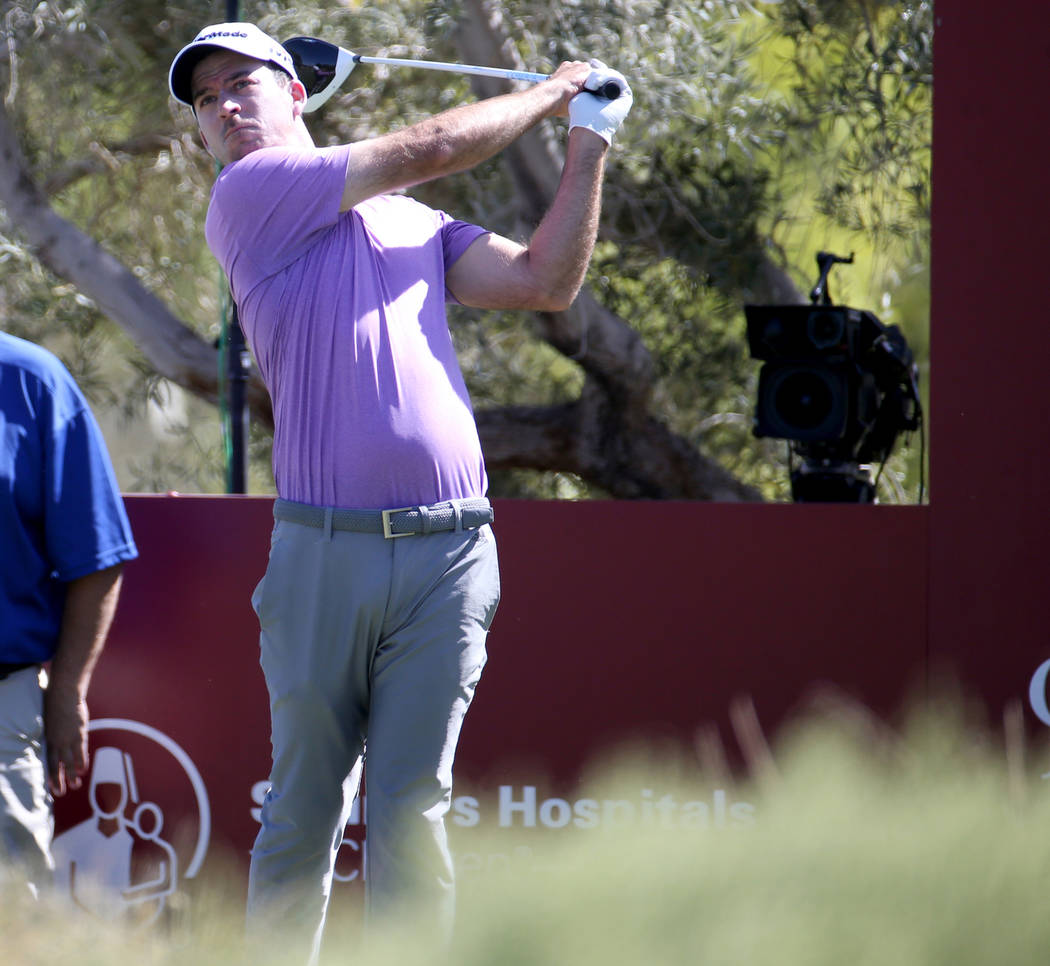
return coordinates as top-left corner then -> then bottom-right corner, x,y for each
544,60 -> 599,116
568,60 -> 633,145
44,681 -> 89,796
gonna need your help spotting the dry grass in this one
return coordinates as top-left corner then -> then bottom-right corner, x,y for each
5,696 -> 1048,966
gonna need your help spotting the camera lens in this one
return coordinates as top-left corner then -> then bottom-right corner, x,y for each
807,310 -> 845,350
774,370 -> 835,431
756,362 -> 849,441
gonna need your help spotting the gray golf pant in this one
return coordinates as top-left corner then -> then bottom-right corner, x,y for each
246,516 -> 499,959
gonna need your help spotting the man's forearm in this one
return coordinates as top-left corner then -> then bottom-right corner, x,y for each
45,563 -> 124,795
50,564 -> 124,697
341,62 -> 591,210
523,128 -> 609,309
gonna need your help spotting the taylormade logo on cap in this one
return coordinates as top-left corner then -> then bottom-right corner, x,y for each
168,22 -> 298,106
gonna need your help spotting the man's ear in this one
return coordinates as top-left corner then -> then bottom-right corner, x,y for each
291,79 -> 307,117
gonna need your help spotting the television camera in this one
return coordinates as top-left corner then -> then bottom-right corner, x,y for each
745,252 -> 923,503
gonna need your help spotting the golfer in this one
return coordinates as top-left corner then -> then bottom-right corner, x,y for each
167,21 -> 631,961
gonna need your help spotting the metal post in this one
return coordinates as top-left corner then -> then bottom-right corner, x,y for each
226,306 -> 249,493
224,0 -> 248,493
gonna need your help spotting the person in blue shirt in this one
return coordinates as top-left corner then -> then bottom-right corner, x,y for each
0,331 -> 138,894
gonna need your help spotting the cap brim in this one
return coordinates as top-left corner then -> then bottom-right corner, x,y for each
168,35 -> 298,107
169,45 -> 220,106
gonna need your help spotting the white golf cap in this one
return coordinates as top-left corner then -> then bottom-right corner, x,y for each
168,22 -> 298,106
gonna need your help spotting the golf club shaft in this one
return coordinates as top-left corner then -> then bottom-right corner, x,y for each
355,54 -> 546,86
354,54 -> 623,100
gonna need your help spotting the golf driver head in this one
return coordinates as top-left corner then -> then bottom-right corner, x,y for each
283,36 -> 356,112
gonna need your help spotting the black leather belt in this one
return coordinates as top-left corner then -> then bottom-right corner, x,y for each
274,498 -> 494,538
0,661 -> 37,681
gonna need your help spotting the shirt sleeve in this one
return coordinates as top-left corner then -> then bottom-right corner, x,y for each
44,390 -> 138,583
440,213 -> 489,303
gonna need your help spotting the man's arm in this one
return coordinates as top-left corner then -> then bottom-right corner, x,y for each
445,65 -> 633,312
446,128 -> 609,311
339,61 -> 594,212
44,563 -> 124,796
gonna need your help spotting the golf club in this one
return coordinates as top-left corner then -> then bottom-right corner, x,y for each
282,36 -> 624,112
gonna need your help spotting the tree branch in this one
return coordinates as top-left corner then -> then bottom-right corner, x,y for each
476,389 -> 762,500
0,100 -> 272,424
42,133 -> 188,195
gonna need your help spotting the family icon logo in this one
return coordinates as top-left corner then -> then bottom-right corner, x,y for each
1028,659 -> 1050,781
52,718 -> 211,925
1029,659 -> 1050,728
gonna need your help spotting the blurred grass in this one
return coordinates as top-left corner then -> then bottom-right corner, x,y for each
4,697 -> 1048,966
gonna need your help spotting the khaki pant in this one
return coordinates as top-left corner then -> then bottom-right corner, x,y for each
0,666 -> 52,892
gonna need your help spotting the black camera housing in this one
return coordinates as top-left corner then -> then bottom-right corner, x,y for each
744,252 -> 923,502
745,301 -> 921,499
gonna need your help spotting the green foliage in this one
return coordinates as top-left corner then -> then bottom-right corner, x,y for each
0,0 -> 931,501
1,0 -> 229,489
590,241 -> 788,495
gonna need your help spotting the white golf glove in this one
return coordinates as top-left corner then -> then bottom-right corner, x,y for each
568,60 -> 633,145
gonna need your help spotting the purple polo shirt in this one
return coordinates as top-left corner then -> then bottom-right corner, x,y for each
205,144 -> 490,509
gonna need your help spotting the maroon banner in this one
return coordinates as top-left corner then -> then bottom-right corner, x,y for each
53,495 -> 937,917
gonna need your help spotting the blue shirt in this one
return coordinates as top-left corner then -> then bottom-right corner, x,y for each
0,333 -> 138,662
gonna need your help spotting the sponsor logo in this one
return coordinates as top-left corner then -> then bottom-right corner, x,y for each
191,30 -> 292,71
483,785 -> 755,830
1029,659 -> 1050,727
198,30 -> 249,41
53,719 -> 210,925
250,781 -> 754,883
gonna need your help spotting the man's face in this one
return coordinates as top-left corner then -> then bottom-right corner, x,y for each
191,49 -> 302,165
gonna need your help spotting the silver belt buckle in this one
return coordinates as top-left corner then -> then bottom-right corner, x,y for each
381,506 -> 416,539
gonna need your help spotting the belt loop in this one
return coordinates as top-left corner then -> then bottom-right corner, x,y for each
323,507 -> 334,542
452,500 -> 463,532
418,504 -> 432,535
